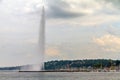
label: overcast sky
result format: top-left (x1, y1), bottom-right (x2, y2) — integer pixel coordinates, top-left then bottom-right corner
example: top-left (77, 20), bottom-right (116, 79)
top-left (0, 0), bottom-right (120, 67)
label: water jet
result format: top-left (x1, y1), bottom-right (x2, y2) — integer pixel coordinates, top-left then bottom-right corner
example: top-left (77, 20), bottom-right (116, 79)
top-left (20, 5), bottom-right (45, 71)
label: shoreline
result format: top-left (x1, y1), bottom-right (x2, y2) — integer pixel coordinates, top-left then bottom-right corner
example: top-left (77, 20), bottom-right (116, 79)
top-left (19, 70), bottom-right (89, 72)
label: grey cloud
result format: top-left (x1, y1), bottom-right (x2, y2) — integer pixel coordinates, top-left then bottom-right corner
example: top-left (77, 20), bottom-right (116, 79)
top-left (104, 0), bottom-right (120, 5)
top-left (27, 0), bottom-right (120, 19)
top-left (15, 0), bottom-right (120, 19)
top-left (46, 0), bottom-right (84, 19)
top-left (101, 0), bottom-right (120, 8)
top-left (45, 0), bottom-right (120, 19)
top-left (46, 5), bottom-right (83, 19)
top-left (94, 0), bottom-right (120, 15)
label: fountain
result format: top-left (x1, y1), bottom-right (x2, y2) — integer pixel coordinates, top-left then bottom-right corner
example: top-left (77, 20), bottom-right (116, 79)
top-left (39, 6), bottom-right (45, 71)
top-left (20, 3), bottom-right (45, 71)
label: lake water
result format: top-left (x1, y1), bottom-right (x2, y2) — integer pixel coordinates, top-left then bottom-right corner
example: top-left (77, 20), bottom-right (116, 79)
top-left (0, 72), bottom-right (120, 80)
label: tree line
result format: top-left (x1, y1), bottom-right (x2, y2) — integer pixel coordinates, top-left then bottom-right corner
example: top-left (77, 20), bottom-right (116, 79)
top-left (0, 59), bottom-right (120, 70)
top-left (44, 59), bottom-right (120, 70)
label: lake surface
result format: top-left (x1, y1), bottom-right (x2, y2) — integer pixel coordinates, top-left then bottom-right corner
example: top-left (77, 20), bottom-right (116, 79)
top-left (0, 72), bottom-right (120, 80)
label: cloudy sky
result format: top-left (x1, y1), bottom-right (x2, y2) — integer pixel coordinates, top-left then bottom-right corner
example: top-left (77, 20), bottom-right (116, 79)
top-left (0, 0), bottom-right (120, 67)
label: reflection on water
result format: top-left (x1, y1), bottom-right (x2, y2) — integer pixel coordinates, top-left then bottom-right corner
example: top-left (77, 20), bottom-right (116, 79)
top-left (0, 72), bottom-right (120, 80)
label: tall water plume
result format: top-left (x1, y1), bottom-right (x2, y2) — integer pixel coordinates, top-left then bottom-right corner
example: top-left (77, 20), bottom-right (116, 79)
top-left (39, 6), bottom-right (45, 70)
top-left (20, 6), bottom-right (45, 71)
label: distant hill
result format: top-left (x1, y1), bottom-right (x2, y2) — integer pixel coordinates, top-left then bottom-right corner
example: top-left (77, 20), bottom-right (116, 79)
top-left (0, 66), bottom-right (20, 70)
top-left (44, 59), bottom-right (120, 70)
top-left (0, 59), bottom-right (120, 70)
